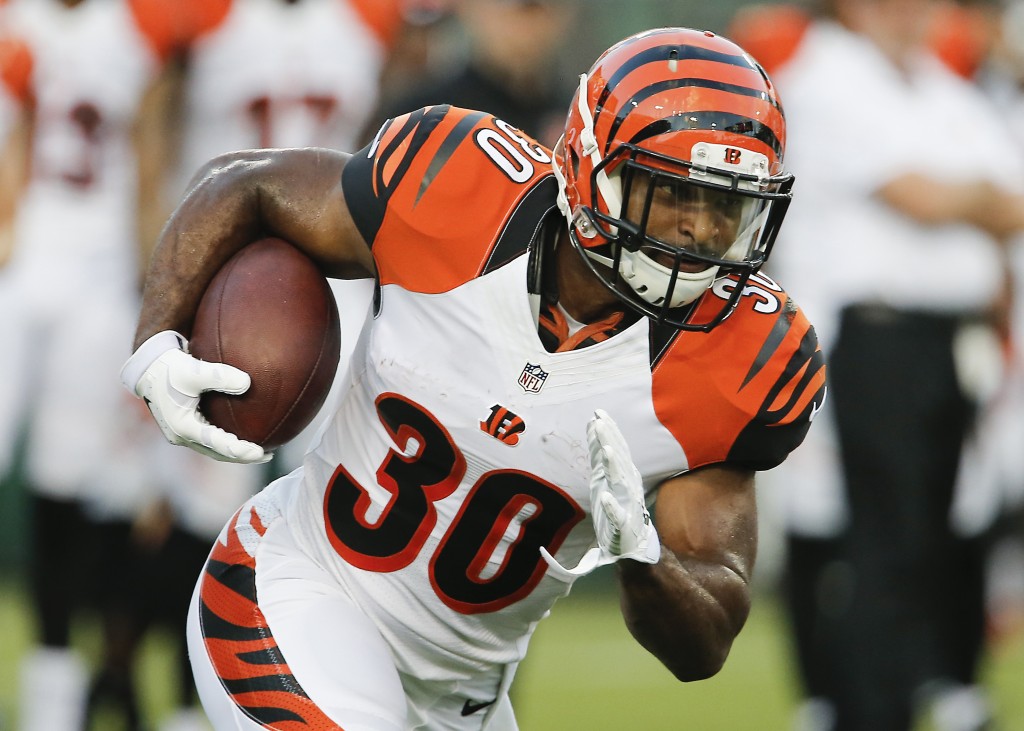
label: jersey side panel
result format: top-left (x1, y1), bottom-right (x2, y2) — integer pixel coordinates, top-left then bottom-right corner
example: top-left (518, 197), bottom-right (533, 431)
top-left (344, 106), bottom-right (552, 294)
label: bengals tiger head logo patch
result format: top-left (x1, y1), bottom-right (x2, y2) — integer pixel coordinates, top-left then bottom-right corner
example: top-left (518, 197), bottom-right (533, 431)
top-left (481, 404), bottom-right (526, 446)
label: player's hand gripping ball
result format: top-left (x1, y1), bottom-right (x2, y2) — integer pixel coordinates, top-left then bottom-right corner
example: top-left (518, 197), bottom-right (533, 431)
top-left (189, 237), bottom-right (341, 450)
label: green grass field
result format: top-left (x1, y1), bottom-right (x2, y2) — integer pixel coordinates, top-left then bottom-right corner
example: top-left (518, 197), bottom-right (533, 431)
top-left (516, 586), bottom-right (1024, 731)
top-left (515, 587), bottom-right (802, 730)
top-left (1, 576), bottom-right (1022, 730)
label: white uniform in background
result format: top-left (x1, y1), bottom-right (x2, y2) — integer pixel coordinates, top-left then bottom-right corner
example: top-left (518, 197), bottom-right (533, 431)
top-left (0, 0), bottom-right (160, 503)
top-left (763, 18), bottom-right (1015, 543)
top-left (170, 0), bottom-right (392, 195)
top-left (0, 2), bottom-right (172, 730)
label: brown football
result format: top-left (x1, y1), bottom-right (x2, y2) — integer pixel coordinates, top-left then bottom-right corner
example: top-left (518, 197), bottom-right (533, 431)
top-left (189, 237), bottom-right (341, 450)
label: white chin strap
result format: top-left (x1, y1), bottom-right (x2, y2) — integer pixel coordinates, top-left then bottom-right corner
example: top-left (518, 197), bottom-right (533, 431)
top-left (623, 252), bottom-right (719, 308)
top-left (588, 249), bottom-right (718, 308)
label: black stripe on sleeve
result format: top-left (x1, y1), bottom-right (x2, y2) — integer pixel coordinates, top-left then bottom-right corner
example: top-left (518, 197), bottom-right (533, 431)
top-left (727, 327), bottom-right (826, 470)
top-left (416, 111), bottom-right (489, 205)
top-left (483, 176), bottom-right (559, 275)
top-left (342, 106), bottom-right (452, 246)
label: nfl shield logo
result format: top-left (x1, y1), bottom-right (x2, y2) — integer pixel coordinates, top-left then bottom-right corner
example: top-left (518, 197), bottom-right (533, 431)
top-left (518, 363), bottom-right (549, 393)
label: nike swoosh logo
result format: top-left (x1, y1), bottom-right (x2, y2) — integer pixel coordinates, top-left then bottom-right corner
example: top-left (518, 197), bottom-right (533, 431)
top-left (808, 386), bottom-right (828, 423)
top-left (461, 699), bottom-right (496, 716)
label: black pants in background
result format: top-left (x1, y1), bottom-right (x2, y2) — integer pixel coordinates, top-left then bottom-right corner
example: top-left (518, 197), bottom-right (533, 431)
top-left (824, 305), bottom-right (987, 731)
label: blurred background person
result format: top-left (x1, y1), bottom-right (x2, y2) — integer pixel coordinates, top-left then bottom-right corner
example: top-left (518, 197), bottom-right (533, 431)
top-left (950, 0), bottom-right (1024, 695)
top-left (92, 437), bottom-right (271, 731)
top-left (0, 1), bottom-right (215, 729)
top-left (374, 0), bottom-right (577, 147)
top-left (757, 0), bottom-right (1024, 729)
top-left (0, 13), bottom-right (29, 267)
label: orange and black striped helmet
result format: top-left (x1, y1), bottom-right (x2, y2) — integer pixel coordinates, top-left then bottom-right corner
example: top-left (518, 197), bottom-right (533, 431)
top-left (552, 28), bottom-right (795, 331)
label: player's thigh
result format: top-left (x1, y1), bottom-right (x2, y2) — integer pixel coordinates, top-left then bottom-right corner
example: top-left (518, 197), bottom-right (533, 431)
top-left (188, 489), bottom-right (408, 731)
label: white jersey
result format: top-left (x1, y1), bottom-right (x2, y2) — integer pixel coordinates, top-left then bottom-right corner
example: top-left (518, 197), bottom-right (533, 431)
top-left (191, 110), bottom-right (824, 730)
top-left (171, 0), bottom-right (392, 198)
top-left (3, 0), bottom-right (161, 292)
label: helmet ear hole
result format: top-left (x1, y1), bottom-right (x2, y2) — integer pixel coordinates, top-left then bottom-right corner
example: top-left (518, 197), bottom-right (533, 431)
top-left (569, 148), bottom-right (580, 178)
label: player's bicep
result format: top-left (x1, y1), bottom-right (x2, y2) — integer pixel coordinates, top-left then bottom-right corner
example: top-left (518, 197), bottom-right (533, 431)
top-left (654, 466), bottom-right (757, 580)
top-left (252, 148), bottom-right (376, 280)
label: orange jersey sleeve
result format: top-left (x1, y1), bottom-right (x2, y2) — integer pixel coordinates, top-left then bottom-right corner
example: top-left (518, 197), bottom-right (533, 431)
top-left (343, 105), bottom-right (555, 294)
top-left (346, 0), bottom-right (403, 48)
top-left (0, 33), bottom-right (31, 103)
top-left (652, 274), bottom-right (827, 471)
top-left (128, 0), bottom-right (232, 61)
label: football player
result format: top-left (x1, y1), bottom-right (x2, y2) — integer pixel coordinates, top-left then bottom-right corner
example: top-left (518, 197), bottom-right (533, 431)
top-left (122, 27), bottom-right (826, 730)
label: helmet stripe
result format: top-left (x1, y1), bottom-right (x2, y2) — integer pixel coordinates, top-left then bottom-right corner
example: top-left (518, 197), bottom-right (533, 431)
top-left (607, 77), bottom-right (781, 149)
top-left (596, 43), bottom-right (768, 113)
top-left (629, 111), bottom-right (783, 158)
top-left (632, 76), bottom-right (781, 111)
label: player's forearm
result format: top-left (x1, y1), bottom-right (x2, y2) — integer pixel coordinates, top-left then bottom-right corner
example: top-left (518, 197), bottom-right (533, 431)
top-left (878, 173), bottom-right (1024, 241)
top-left (616, 548), bottom-right (752, 682)
top-left (134, 148), bottom-right (369, 349)
top-left (133, 153), bottom-right (270, 348)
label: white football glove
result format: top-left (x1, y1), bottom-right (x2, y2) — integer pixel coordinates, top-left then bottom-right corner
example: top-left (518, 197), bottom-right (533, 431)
top-left (541, 409), bottom-right (661, 578)
top-left (120, 330), bottom-right (269, 464)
